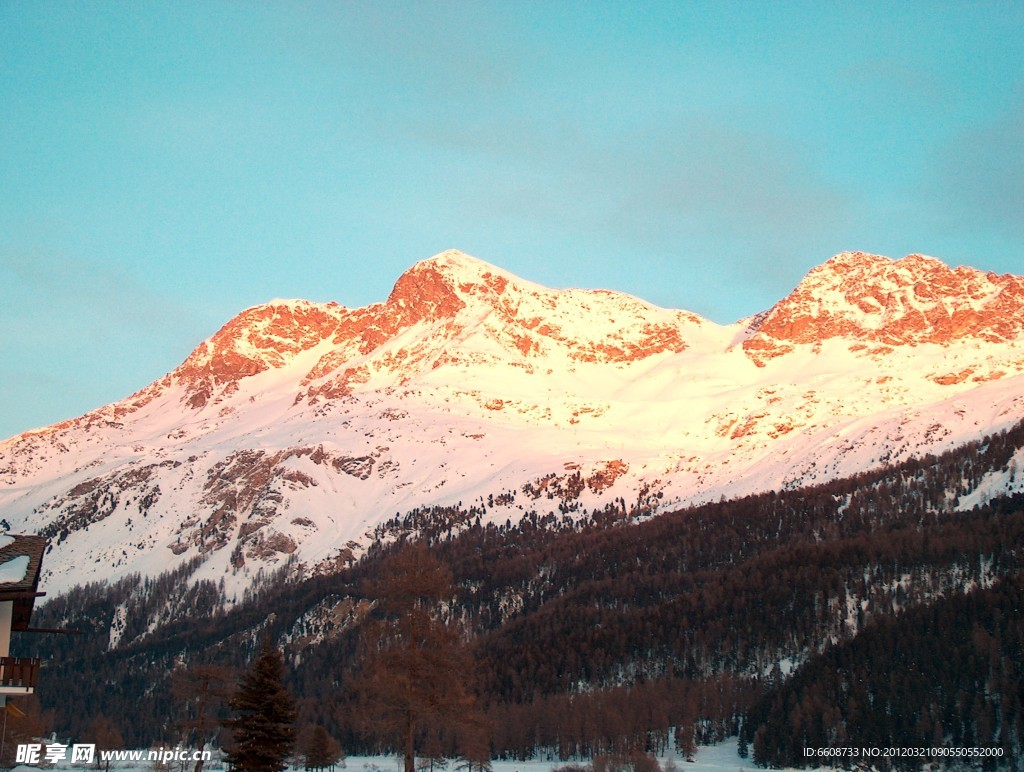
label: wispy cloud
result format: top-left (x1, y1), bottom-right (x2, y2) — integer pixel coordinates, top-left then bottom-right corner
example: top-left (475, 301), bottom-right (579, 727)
top-left (930, 97), bottom-right (1024, 242)
top-left (1, 248), bottom-right (198, 343)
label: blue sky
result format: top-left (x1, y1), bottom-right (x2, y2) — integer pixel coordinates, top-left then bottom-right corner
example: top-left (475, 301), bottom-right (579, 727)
top-left (2, 1), bottom-right (1022, 439)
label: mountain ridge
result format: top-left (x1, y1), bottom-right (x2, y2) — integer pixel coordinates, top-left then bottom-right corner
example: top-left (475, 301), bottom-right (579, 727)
top-left (5, 248), bottom-right (1019, 442)
top-left (3, 249), bottom-right (1024, 594)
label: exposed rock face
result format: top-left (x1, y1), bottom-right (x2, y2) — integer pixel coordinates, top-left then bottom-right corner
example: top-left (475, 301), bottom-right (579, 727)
top-left (385, 258), bottom-right (469, 324)
top-left (175, 301), bottom-right (351, 408)
top-left (743, 252), bottom-right (1024, 364)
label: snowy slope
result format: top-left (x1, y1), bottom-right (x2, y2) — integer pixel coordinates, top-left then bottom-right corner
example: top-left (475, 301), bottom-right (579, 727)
top-left (2, 250), bottom-right (1024, 594)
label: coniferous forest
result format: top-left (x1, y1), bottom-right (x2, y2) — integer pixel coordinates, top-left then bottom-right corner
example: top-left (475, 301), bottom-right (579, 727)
top-left (15, 418), bottom-right (1024, 767)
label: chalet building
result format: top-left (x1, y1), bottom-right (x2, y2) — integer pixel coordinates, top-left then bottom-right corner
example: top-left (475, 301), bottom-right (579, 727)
top-left (0, 535), bottom-right (47, 707)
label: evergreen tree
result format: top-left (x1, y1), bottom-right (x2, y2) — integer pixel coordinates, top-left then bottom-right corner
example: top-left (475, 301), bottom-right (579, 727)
top-left (172, 663), bottom-right (232, 772)
top-left (356, 542), bottom-right (482, 772)
top-left (223, 638), bottom-right (297, 772)
top-left (89, 714), bottom-right (125, 772)
top-left (417, 731), bottom-right (449, 772)
top-left (302, 725), bottom-right (342, 771)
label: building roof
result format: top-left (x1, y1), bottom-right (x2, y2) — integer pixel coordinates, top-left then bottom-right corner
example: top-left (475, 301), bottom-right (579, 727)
top-left (0, 535), bottom-right (47, 630)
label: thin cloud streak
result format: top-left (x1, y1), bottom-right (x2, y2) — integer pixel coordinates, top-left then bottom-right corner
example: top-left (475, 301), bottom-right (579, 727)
top-left (1, 249), bottom-right (203, 342)
top-left (931, 98), bottom-right (1024, 243)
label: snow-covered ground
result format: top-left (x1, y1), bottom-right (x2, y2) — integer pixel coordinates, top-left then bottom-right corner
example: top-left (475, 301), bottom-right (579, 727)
top-left (13, 739), bottom-right (786, 772)
top-left (343, 741), bottom-right (767, 772)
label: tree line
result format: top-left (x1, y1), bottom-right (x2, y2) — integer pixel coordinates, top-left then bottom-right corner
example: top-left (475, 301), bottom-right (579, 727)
top-left (15, 418), bottom-right (1024, 765)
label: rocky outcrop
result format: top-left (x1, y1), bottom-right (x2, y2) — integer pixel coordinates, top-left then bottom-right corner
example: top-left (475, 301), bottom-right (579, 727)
top-left (743, 252), bottom-right (1024, 364)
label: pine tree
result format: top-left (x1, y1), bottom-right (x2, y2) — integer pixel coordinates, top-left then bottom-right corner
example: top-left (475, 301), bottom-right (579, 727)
top-left (356, 542), bottom-right (482, 772)
top-left (454, 715), bottom-right (493, 772)
top-left (90, 715), bottom-right (125, 772)
top-left (223, 638), bottom-right (297, 772)
top-left (172, 663), bottom-right (231, 772)
top-left (417, 731), bottom-right (449, 772)
top-left (302, 725), bottom-right (342, 771)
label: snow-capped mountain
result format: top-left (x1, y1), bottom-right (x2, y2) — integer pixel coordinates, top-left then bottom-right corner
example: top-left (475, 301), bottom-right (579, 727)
top-left (3, 249), bottom-right (1024, 593)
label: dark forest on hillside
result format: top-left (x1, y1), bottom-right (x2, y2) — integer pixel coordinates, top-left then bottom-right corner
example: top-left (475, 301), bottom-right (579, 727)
top-left (16, 418), bottom-right (1024, 766)
top-left (742, 572), bottom-right (1024, 769)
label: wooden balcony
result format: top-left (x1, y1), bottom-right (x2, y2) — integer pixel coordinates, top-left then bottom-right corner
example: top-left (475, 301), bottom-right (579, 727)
top-left (0, 657), bottom-right (40, 692)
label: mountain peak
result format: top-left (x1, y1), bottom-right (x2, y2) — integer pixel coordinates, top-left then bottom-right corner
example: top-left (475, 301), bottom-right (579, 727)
top-left (417, 249), bottom-right (504, 276)
top-left (386, 250), bottom-right (527, 320)
top-left (818, 250), bottom-right (888, 270)
top-left (743, 251), bottom-right (1024, 364)
top-left (806, 251), bottom-right (947, 287)
top-left (165, 252), bottom-right (507, 411)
